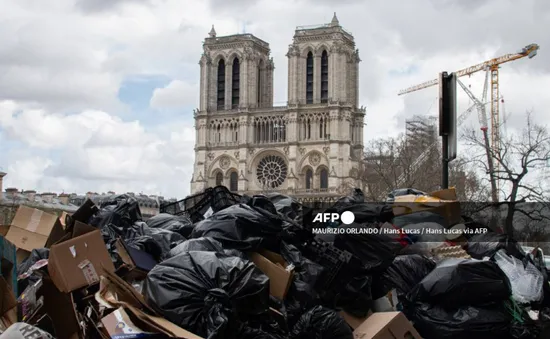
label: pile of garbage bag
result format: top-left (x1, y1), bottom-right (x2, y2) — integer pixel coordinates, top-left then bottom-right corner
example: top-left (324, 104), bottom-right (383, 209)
top-left (2, 185), bottom-right (550, 339)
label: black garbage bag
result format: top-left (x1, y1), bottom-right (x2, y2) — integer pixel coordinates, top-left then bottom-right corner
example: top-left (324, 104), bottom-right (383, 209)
top-left (125, 222), bottom-right (185, 261)
top-left (408, 259), bottom-right (511, 307)
top-left (266, 193), bottom-right (304, 224)
top-left (290, 306), bottom-right (353, 339)
top-left (168, 237), bottom-right (246, 259)
top-left (325, 274), bottom-right (373, 318)
top-left (144, 251), bottom-right (270, 339)
top-left (146, 213), bottom-right (195, 238)
top-left (409, 302), bottom-right (512, 339)
top-left (191, 203), bottom-right (283, 252)
top-left (88, 194), bottom-right (142, 231)
top-left (280, 242), bottom-right (325, 327)
top-left (332, 188), bottom-right (365, 207)
top-left (381, 254), bottom-right (436, 298)
top-left (465, 232), bottom-right (525, 260)
top-left (393, 211), bottom-right (448, 228)
top-left (334, 225), bottom-right (402, 274)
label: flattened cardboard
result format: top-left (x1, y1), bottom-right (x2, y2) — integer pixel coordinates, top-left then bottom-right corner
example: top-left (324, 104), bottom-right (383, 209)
top-left (39, 277), bottom-right (81, 339)
top-left (353, 312), bottom-right (421, 339)
top-left (99, 271), bottom-right (204, 339)
top-left (48, 228), bottom-right (115, 293)
top-left (249, 250), bottom-right (295, 300)
top-left (5, 206), bottom-right (65, 253)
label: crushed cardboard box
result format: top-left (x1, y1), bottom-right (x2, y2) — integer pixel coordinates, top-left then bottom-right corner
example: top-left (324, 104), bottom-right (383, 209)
top-left (353, 311), bottom-right (422, 339)
top-left (249, 249), bottom-right (295, 300)
top-left (48, 222), bottom-right (115, 293)
top-left (5, 206), bottom-right (65, 264)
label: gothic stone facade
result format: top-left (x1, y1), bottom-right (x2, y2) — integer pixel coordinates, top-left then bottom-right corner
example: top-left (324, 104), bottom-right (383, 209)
top-left (191, 15), bottom-right (366, 198)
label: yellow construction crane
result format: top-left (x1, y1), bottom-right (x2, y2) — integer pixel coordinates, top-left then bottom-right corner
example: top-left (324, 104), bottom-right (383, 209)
top-left (398, 43), bottom-right (539, 199)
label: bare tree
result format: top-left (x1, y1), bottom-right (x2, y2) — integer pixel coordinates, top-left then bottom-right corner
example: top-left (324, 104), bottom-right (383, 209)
top-left (462, 111), bottom-right (550, 236)
top-left (361, 133), bottom-right (485, 202)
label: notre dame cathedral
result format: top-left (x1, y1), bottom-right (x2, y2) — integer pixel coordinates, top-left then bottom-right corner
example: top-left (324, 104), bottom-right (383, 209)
top-left (190, 14), bottom-right (366, 200)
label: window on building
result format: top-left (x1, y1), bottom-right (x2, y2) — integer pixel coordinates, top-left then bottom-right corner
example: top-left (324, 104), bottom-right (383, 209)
top-left (215, 172), bottom-right (223, 186)
top-left (305, 169), bottom-right (313, 189)
top-left (320, 168), bottom-right (328, 189)
top-left (257, 60), bottom-right (263, 107)
top-left (217, 59), bottom-right (225, 110)
top-left (306, 52), bottom-right (313, 104)
top-left (230, 171), bottom-right (238, 191)
top-left (232, 58), bottom-right (240, 109)
top-left (321, 50), bottom-right (328, 103)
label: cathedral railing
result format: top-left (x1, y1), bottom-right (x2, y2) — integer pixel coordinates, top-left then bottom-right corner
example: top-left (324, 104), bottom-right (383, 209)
top-left (206, 141), bottom-right (239, 147)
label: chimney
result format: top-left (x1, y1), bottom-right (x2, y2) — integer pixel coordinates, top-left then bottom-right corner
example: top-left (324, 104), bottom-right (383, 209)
top-left (5, 187), bottom-right (17, 200)
top-left (58, 193), bottom-right (69, 205)
top-left (0, 172), bottom-right (5, 201)
top-left (23, 190), bottom-right (37, 202)
top-left (41, 192), bottom-right (54, 204)
top-left (86, 191), bottom-right (93, 199)
top-left (107, 191), bottom-right (115, 195)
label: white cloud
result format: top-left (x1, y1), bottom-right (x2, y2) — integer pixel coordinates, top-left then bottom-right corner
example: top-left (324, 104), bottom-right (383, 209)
top-left (0, 0), bottom-right (548, 198)
top-left (0, 100), bottom-right (195, 197)
top-left (150, 80), bottom-right (199, 110)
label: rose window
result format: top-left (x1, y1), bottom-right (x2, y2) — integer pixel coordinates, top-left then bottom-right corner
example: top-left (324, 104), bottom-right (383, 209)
top-left (256, 155), bottom-right (288, 188)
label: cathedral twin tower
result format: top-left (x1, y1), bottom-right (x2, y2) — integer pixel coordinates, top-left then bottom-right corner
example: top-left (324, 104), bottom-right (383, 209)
top-left (191, 14), bottom-right (366, 198)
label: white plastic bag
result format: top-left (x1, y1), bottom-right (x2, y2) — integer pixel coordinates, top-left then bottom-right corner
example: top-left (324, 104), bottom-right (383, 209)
top-left (494, 249), bottom-right (544, 304)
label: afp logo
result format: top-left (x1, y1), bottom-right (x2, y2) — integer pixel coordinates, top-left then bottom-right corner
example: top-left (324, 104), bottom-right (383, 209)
top-left (312, 211), bottom-right (355, 225)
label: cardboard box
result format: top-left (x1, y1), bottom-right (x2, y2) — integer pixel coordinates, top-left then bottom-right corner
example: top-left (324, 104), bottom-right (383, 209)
top-left (341, 311), bottom-right (372, 330)
top-left (115, 239), bottom-right (158, 280)
top-left (48, 222), bottom-right (115, 293)
top-left (393, 188), bottom-right (461, 225)
top-left (353, 312), bottom-right (421, 339)
top-left (101, 307), bottom-right (155, 338)
top-left (5, 206), bottom-right (65, 263)
top-left (249, 250), bottom-right (295, 300)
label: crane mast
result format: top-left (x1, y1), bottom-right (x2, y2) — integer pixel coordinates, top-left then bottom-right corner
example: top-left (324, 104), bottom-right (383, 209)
top-left (396, 43), bottom-right (539, 201)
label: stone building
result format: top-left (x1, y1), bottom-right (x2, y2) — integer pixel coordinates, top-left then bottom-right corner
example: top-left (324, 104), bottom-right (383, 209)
top-left (191, 14), bottom-right (366, 199)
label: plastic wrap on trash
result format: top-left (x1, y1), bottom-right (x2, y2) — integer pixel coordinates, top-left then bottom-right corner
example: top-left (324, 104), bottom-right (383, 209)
top-left (290, 306), bottom-right (353, 339)
top-left (465, 232), bottom-right (525, 260)
top-left (494, 249), bottom-right (544, 304)
top-left (0, 323), bottom-right (55, 339)
top-left (17, 248), bottom-right (50, 295)
top-left (408, 258), bottom-right (511, 307)
top-left (392, 211), bottom-right (448, 228)
top-left (191, 203), bottom-right (283, 252)
top-left (334, 225), bottom-right (401, 274)
top-left (381, 254), bottom-right (436, 298)
top-left (168, 237), bottom-right (246, 259)
top-left (409, 302), bottom-right (512, 339)
top-left (145, 213), bottom-right (195, 238)
top-left (125, 221), bottom-right (185, 261)
top-left (144, 251), bottom-right (270, 339)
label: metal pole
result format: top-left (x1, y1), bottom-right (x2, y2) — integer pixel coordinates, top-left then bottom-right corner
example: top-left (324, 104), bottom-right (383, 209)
top-left (442, 134), bottom-right (449, 189)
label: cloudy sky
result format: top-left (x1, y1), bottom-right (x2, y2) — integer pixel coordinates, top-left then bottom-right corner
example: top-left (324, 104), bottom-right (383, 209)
top-left (0, 0), bottom-right (548, 199)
